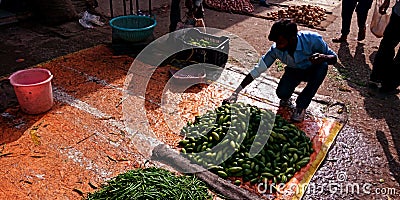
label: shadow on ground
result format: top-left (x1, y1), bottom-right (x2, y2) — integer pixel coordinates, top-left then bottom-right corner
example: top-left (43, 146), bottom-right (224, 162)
top-left (335, 42), bottom-right (400, 185)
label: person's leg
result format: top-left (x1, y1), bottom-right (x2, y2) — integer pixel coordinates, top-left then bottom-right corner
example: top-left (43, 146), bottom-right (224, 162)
top-left (295, 63), bottom-right (328, 109)
top-left (389, 47), bottom-right (400, 89)
top-left (355, 0), bottom-right (373, 40)
top-left (333, 0), bottom-right (357, 42)
top-left (276, 68), bottom-right (303, 102)
top-left (341, 0), bottom-right (358, 36)
top-left (384, 14), bottom-right (400, 90)
top-left (371, 13), bottom-right (400, 88)
top-left (394, 47), bottom-right (400, 66)
top-left (169, 0), bottom-right (181, 32)
top-left (392, 47), bottom-right (400, 86)
top-left (193, 0), bottom-right (204, 19)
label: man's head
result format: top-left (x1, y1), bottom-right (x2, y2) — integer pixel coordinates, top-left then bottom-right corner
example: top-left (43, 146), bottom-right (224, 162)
top-left (268, 19), bottom-right (298, 51)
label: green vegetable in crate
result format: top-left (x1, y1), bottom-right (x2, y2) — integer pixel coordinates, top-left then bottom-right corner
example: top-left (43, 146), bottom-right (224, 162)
top-left (187, 38), bottom-right (219, 47)
top-left (178, 102), bottom-right (313, 188)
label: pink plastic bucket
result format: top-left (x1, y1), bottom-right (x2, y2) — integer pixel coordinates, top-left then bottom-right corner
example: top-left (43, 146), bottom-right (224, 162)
top-left (9, 68), bottom-right (54, 114)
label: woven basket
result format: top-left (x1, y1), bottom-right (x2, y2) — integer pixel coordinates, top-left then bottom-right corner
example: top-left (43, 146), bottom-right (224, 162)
top-left (109, 15), bottom-right (157, 42)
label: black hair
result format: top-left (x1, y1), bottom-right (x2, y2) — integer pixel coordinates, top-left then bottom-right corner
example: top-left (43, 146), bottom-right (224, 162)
top-left (268, 19), bottom-right (298, 41)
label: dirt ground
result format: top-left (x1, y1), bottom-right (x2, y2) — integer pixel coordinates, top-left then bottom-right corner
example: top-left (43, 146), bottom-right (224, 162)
top-left (0, 0), bottom-right (399, 199)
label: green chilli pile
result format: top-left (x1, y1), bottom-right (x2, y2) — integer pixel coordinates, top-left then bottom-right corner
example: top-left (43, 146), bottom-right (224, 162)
top-left (86, 168), bottom-right (212, 200)
top-left (179, 102), bottom-right (313, 186)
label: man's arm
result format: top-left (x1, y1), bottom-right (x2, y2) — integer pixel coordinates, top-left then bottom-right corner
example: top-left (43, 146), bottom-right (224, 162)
top-left (309, 53), bottom-right (337, 65)
top-left (323, 54), bottom-right (337, 65)
top-left (310, 34), bottom-right (338, 65)
top-left (234, 74), bottom-right (255, 94)
top-left (223, 52), bottom-right (275, 103)
top-left (223, 74), bottom-right (255, 104)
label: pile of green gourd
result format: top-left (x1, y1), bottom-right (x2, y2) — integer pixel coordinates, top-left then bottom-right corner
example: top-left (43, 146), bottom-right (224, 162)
top-left (179, 102), bottom-right (313, 187)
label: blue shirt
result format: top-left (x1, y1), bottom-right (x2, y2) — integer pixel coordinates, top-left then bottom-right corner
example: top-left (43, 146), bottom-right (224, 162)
top-left (250, 31), bottom-right (337, 78)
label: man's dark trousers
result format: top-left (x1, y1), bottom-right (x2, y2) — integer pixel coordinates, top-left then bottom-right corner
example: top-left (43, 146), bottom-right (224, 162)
top-left (371, 13), bottom-right (400, 90)
top-left (276, 63), bottom-right (328, 109)
top-left (341, 0), bottom-right (373, 36)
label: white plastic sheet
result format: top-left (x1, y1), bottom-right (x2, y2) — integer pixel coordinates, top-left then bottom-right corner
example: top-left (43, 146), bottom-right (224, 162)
top-left (370, 0), bottom-right (391, 38)
top-left (78, 11), bottom-right (104, 29)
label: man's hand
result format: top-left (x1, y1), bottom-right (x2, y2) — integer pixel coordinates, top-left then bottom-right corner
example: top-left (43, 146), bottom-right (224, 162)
top-left (309, 53), bottom-right (327, 65)
top-left (379, 0), bottom-right (390, 14)
top-left (222, 92), bottom-right (238, 105)
top-left (223, 74), bottom-right (254, 105)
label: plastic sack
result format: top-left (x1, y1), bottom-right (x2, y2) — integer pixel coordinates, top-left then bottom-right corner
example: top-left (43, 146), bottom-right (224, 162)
top-left (370, 0), bottom-right (390, 38)
top-left (78, 11), bottom-right (104, 29)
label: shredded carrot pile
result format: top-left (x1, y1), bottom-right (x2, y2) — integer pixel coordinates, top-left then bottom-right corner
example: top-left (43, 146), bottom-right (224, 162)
top-left (144, 66), bottom-right (226, 147)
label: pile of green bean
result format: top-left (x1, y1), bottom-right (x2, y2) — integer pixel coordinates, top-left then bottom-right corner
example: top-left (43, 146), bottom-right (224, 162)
top-left (86, 168), bottom-right (212, 200)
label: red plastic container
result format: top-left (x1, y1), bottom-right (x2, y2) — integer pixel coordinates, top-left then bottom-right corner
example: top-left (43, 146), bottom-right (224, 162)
top-left (9, 68), bottom-right (54, 114)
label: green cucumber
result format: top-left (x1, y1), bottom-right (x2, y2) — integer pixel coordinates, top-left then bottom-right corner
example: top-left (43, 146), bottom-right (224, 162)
top-left (217, 171), bottom-right (228, 178)
top-left (242, 163), bottom-right (251, 169)
top-left (244, 169), bottom-right (252, 175)
top-left (250, 177), bottom-right (259, 184)
top-left (211, 132), bottom-right (220, 141)
top-left (234, 180), bottom-right (241, 186)
top-left (228, 167), bottom-right (243, 173)
top-left (179, 139), bottom-right (189, 146)
top-left (261, 172), bottom-right (275, 178)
